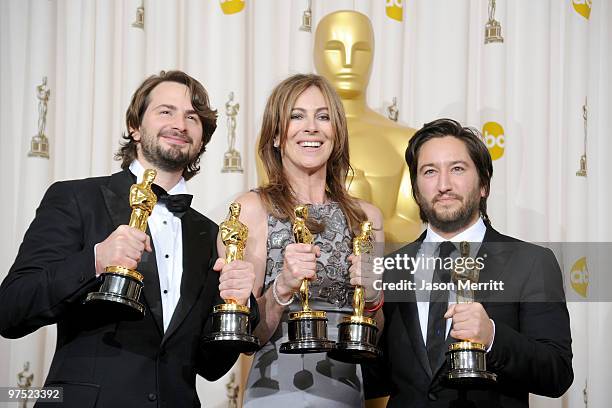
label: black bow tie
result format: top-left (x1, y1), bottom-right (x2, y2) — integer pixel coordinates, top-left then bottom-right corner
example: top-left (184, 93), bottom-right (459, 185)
top-left (151, 184), bottom-right (192, 216)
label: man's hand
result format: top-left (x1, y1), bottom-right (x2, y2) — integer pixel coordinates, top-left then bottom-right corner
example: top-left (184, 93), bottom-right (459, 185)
top-left (95, 225), bottom-right (152, 275)
top-left (445, 303), bottom-right (494, 347)
top-left (214, 258), bottom-right (256, 306)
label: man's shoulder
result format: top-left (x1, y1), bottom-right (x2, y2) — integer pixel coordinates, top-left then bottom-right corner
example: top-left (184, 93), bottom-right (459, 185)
top-left (484, 227), bottom-right (556, 260)
top-left (44, 174), bottom-right (113, 198)
top-left (186, 208), bottom-right (219, 231)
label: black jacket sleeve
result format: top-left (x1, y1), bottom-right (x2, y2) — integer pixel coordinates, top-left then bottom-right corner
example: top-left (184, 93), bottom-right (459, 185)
top-left (0, 181), bottom-right (100, 339)
top-left (486, 248), bottom-right (574, 397)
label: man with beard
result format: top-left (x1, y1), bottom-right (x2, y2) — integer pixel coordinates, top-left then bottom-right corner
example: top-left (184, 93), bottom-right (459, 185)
top-left (0, 70), bottom-right (258, 407)
top-left (364, 119), bottom-right (573, 407)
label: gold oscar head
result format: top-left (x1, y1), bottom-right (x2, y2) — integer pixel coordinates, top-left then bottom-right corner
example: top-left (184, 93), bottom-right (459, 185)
top-left (313, 11), bottom-right (422, 244)
top-left (143, 168), bottom-right (157, 184)
top-left (314, 10), bottom-right (374, 99)
top-left (294, 204), bottom-right (309, 221)
top-left (229, 201), bottom-right (241, 219)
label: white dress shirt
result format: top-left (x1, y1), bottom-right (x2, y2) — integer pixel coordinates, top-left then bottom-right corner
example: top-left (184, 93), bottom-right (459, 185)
top-left (415, 218), bottom-right (489, 347)
top-left (129, 160), bottom-right (185, 332)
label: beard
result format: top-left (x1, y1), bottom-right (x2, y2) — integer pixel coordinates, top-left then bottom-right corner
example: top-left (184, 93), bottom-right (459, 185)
top-left (418, 185), bottom-right (482, 234)
top-left (139, 128), bottom-right (195, 172)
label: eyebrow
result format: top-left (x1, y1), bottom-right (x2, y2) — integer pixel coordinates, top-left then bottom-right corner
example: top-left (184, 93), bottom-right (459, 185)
top-left (418, 160), bottom-right (470, 172)
top-left (154, 104), bottom-right (177, 111)
top-left (291, 107), bottom-right (329, 112)
top-left (154, 104), bottom-right (199, 117)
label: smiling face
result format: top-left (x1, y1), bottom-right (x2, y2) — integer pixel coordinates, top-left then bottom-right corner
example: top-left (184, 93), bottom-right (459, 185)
top-left (415, 136), bottom-right (485, 235)
top-left (280, 85), bottom-right (335, 177)
top-left (131, 81), bottom-right (204, 173)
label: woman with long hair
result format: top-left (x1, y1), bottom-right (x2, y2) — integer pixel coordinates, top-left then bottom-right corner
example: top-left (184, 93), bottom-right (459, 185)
top-left (221, 74), bottom-right (384, 407)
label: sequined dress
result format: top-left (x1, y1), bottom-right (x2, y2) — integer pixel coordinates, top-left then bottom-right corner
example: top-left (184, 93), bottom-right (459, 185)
top-left (243, 202), bottom-right (363, 407)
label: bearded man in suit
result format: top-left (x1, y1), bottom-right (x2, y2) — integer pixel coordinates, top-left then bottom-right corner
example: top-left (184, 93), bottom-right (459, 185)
top-left (365, 118), bottom-right (573, 407)
top-left (0, 70), bottom-right (258, 407)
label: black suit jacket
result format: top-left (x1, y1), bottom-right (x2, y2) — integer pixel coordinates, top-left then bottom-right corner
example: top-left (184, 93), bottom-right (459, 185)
top-left (364, 226), bottom-right (573, 407)
top-left (0, 170), bottom-right (258, 407)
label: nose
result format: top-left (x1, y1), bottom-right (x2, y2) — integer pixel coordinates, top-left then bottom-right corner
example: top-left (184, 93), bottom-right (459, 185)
top-left (172, 114), bottom-right (187, 132)
top-left (343, 46), bottom-right (353, 68)
top-left (437, 169), bottom-right (452, 193)
top-left (304, 115), bottom-right (319, 134)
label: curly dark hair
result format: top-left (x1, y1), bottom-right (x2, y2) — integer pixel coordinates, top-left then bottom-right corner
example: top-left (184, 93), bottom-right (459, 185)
top-left (115, 70), bottom-right (217, 180)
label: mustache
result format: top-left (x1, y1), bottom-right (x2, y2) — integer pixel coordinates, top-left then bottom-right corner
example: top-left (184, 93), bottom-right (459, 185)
top-left (433, 193), bottom-right (462, 203)
top-left (158, 130), bottom-right (192, 144)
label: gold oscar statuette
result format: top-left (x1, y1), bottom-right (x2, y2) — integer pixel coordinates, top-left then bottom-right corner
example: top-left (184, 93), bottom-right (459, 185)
top-left (221, 92), bottom-right (244, 173)
top-left (84, 169), bottom-right (157, 318)
top-left (131, 0), bottom-right (144, 29)
top-left (226, 372), bottom-right (239, 408)
top-left (279, 205), bottom-right (335, 353)
top-left (387, 97), bottom-right (399, 122)
top-left (485, 0), bottom-right (504, 44)
top-left (203, 202), bottom-right (259, 352)
top-left (577, 97), bottom-right (588, 177)
top-left (446, 241), bottom-right (497, 385)
top-left (17, 361), bottom-right (34, 408)
top-left (328, 221), bottom-right (382, 363)
top-left (299, 0), bottom-right (312, 32)
top-left (29, 76), bottom-right (51, 158)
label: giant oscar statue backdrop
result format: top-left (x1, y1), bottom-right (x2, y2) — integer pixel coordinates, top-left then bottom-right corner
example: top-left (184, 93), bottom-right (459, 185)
top-left (257, 10), bottom-right (420, 244)
top-left (314, 10), bottom-right (421, 243)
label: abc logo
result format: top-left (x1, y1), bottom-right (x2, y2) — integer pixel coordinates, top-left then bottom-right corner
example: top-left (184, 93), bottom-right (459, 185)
top-left (386, 0), bottom-right (403, 22)
top-left (570, 256), bottom-right (589, 298)
top-left (572, 0), bottom-right (592, 20)
top-left (481, 122), bottom-right (505, 161)
top-left (220, 0), bottom-right (245, 15)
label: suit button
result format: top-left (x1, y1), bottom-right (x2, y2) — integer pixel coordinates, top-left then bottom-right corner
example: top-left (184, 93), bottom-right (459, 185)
top-left (148, 393), bottom-right (157, 401)
top-left (428, 392), bottom-right (438, 401)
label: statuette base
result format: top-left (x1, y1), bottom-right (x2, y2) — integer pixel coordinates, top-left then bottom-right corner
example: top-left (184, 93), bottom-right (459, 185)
top-left (446, 341), bottom-right (497, 387)
top-left (84, 271), bottom-right (145, 319)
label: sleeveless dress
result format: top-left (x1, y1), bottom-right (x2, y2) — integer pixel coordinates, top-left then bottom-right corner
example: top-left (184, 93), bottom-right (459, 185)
top-left (243, 202), bottom-right (364, 408)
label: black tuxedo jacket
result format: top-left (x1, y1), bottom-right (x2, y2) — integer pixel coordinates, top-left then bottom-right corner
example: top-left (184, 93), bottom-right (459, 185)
top-left (0, 170), bottom-right (258, 407)
top-left (364, 226), bottom-right (573, 407)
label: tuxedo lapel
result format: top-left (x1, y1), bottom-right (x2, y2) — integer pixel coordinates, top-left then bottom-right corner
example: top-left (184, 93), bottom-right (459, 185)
top-left (138, 239), bottom-right (164, 337)
top-left (162, 209), bottom-right (210, 345)
top-left (100, 170), bottom-right (164, 336)
top-left (475, 227), bottom-right (513, 303)
top-left (399, 295), bottom-right (433, 379)
top-left (101, 170), bottom-right (133, 229)
top-left (391, 233), bottom-right (433, 379)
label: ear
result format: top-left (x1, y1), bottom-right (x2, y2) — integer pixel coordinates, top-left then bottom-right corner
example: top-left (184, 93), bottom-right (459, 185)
top-left (480, 185), bottom-right (487, 198)
top-left (130, 127), bottom-right (141, 141)
top-left (273, 136), bottom-right (280, 148)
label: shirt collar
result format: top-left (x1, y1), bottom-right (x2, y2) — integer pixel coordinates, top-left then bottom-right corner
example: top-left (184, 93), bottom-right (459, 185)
top-left (424, 217), bottom-right (487, 244)
top-left (128, 160), bottom-right (188, 195)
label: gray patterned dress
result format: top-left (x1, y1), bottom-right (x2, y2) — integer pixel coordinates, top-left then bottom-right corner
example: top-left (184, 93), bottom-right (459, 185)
top-left (243, 202), bottom-right (364, 408)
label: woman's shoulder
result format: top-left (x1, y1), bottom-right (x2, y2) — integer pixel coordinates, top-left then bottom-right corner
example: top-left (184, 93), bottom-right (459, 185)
top-left (234, 191), bottom-right (268, 224)
top-left (355, 199), bottom-right (382, 224)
